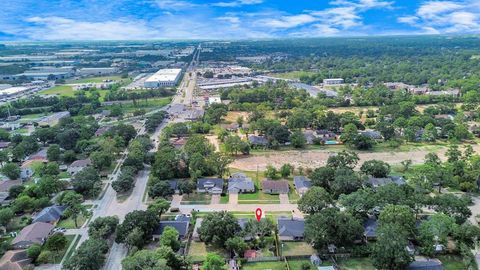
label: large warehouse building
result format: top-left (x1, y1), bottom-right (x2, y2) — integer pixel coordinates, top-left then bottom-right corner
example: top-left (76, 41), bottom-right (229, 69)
top-left (144, 68), bottom-right (182, 88)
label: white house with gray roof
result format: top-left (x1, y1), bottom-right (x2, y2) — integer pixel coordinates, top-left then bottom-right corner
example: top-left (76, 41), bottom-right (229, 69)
top-left (228, 173), bottom-right (254, 194)
top-left (277, 218), bottom-right (305, 241)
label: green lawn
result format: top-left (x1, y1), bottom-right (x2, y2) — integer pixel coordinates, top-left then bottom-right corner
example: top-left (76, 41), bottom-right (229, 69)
top-left (62, 234), bottom-right (81, 263)
top-left (47, 234), bottom-right (76, 264)
top-left (438, 255), bottom-right (467, 270)
top-left (336, 257), bottom-right (375, 270)
top-left (281, 242), bottom-right (315, 256)
top-left (220, 194), bottom-right (229, 204)
top-left (57, 214), bottom-right (88, 229)
top-left (271, 71), bottom-right (318, 80)
top-left (39, 85), bottom-right (75, 97)
top-left (288, 259), bottom-right (317, 270)
top-left (67, 76), bottom-right (126, 84)
top-left (243, 261), bottom-right (287, 270)
top-left (187, 241), bottom-right (229, 262)
top-left (181, 192), bottom-right (211, 205)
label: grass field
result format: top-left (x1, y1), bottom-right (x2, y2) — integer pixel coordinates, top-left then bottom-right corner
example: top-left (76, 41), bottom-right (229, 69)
top-left (243, 261), bottom-right (287, 270)
top-left (39, 85), bottom-right (75, 96)
top-left (281, 242), bottom-right (315, 256)
top-left (67, 75), bottom-right (126, 84)
top-left (270, 71), bottom-right (317, 80)
top-left (181, 192), bottom-right (211, 205)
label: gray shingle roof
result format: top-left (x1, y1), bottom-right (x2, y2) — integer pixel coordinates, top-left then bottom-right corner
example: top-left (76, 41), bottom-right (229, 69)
top-left (248, 135), bottom-right (268, 146)
top-left (277, 218), bottom-right (304, 238)
top-left (262, 180), bottom-right (289, 193)
top-left (197, 178), bottom-right (224, 190)
top-left (228, 176), bottom-right (254, 192)
top-left (366, 176), bottom-right (406, 188)
top-left (32, 205), bottom-right (65, 223)
top-left (154, 220), bottom-right (189, 238)
top-left (407, 260), bottom-right (444, 270)
top-left (293, 176), bottom-right (312, 190)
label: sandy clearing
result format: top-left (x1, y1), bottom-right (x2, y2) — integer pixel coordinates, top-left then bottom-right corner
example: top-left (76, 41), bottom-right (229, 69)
top-left (230, 144), bottom-right (480, 171)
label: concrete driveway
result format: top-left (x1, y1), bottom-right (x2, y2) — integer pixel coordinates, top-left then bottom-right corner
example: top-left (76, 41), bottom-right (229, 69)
top-left (211, 195), bottom-right (220, 204)
top-left (229, 193), bottom-right (238, 205)
top-left (279, 194), bottom-right (289, 204)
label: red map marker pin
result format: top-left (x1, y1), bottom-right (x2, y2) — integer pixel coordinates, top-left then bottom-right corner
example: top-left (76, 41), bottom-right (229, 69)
top-left (255, 208), bottom-right (262, 221)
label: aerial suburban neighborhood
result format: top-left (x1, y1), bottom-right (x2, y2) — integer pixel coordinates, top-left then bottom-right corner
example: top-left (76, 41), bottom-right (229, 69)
top-left (1, 1), bottom-right (480, 270)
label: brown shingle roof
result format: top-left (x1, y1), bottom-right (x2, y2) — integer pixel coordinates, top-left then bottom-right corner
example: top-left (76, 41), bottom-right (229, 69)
top-left (0, 180), bottom-right (22, 193)
top-left (261, 180), bottom-right (289, 193)
top-left (69, 159), bottom-right (92, 168)
top-left (0, 249), bottom-right (31, 270)
top-left (12, 222), bottom-right (54, 246)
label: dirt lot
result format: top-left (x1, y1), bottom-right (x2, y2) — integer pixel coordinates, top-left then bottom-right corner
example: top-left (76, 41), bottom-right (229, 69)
top-left (230, 144), bottom-right (480, 171)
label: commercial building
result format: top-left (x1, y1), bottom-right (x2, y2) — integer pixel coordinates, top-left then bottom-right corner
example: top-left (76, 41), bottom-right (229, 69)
top-left (323, 78), bottom-right (344, 85)
top-left (0, 86), bottom-right (35, 100)
top-left (144, 68), bottom-right (182, 88)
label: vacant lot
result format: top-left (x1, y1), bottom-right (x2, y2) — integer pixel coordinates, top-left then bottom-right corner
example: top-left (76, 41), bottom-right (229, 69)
top-left (67, 75), bottom-right (126, 84)
top-left (39, 85), bottom-right (75, 96)
top-left (231, 144), bottom-right (480, 171)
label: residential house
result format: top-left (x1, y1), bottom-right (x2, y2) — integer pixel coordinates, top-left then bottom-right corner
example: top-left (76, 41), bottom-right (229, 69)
top-left (27, 148), bottom-right (48, 162)
top-left (293, 176), bottom-right (311, 196)
top-left (94, 126), bottom-right (111, 137)
top-left (67, 159), bottom-right (92, 175)
top-left (192, 218), bottom-right (203, 241)
top-left (20, 160), bottom-right (36, 180)
top-left (277, 218), bottom-right (305, 241)
top-left (0, 249), bottom-right (31, 270)
top-left (168, 179), bottom-right (179, 194)
top-left (303, 130), bottom-right (317, 144)
top-left (170, 137), bottom-right (188, 149)
top-left (248, 135), bottom-right (268, 147)
top-left (228, 173), bottom-right (255, 194)
top-left (11, 222), bottom-right (54, 249)
top-left (359, 130), bottom-right (383, 140)
top-left (0, 141), bottom-right (11, 149)
top-left (262, 180), bottom-right (289, 194)
top-left (0, 179), bottom-right (22, 193)
top-left (366, 176), bottom-right (406, 189)
top-left (197, 178), bottom-right (224, 194)
top-left (363, 217), bottom-right (378, 242)
top-left (32, 205), bottom-right (66, 224)
top-left (152, 219), bottom-right (190, 240)
top-left (316, 130), bottom-right (338, 141)
top-left (407, 259), bottom-right (444, 270)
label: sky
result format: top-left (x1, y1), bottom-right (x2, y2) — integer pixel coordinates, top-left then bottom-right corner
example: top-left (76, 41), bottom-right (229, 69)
top-left (0, 0), bottom-right (479, 40)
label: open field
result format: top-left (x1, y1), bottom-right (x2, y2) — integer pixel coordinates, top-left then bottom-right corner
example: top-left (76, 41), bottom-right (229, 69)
top-left (66, 75), bottom-right (127, 84)
top-left (231, 143), bottom-right (480, 171)
top-left (39, 85), bottom-right (76, 96)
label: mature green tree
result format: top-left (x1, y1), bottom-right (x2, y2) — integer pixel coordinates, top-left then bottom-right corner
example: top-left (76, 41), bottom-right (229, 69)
top-left (454, 222), bottom-right (480, 248)
top-left (149, 181), bottom-right (174, 199)
top-left (116, 210), bottom-right (159, 244)
top-left (0, 150), bottom-right (8, 165)
top-left (341, 123), bottom-right (358, 144)
top-left (90, 151), bottom-right (113, 171)
top-left (63, 238), bottom-right (109, 270)
top-left (147, 198), bottom-right (171, 219)
top-left (331, 168), bottom-right (363, 197)
top-left (160, 226), bottom-right (180, 251)
top-left (188, 152), bottom-right (208, 179)
top-left (62, 150), bottom-right (77, 163)
top-left (207, 152), bottom-right (233, 178)
top-left (72, 167), bottom-right (102, 198)
top-left (45, 233), bottom-right (67, 252)
top-left (33, 128), bottom-right (56, 145)
top-left (424, 152), bottom-right (441, 165)
top-left (178, 180), bottom-right (195, 196)
top-left (122, 250), bottom-right (170, 270)
top-left (199, 211), bottom-right (241, 247)
top-left (446, 144), bottom-right (462, 163)
top-left (59, 191), bottom-right (87, 228)
top-left (372, 224), bottom-right (412, 270)
top-left (310, 167), bottom-right (335, 190)
top-left (305, 208), bottom-right (363, 251)
top-left (298, 187), bottom-right (331, 214)
top-left (27, 244), bottom-right (42, 261)
top-left (224, 135), bottom-right (243, 155)
top-left (360, 160), bottom-right (391, 178)
top-left (327, 150), bottom-right (359, 169)
top-left (264, 165), bottom-right (277, 179)
top-left (184, 135), bottom-right (214, 158)
top-left (1, 163), bottom-right (20, 180)
top-left (152, 142), bottom-right (179, 180)
top-left (352, 134), bottom-right (374, 150)
top-left (290, 130), bottom-right (306, 148)
top-left (88, 216), bottom-right (119, 240)
top-left (125, 227), bottom-right (144, 250)
top-left (37, 176), bottom-right (62, 197)
top-left (378, 205), bottom-right (416, 236)
top-left (422, 123), bottom-right (437, 142)
top-left (47, 144), bottom-right (61, 161)
top-left (203, 253), bottom-right (225, 270)
top-left (225, 237), bottom-right (249, 257)
top-left (418, 213), bottom-right (457, 256)
top-left (430, 194), bottom-right (471, 224)
top-left (242, 218), bottom-right (274, 239)
top-left (0, 207), bottom-right (14, 227)
top-left (39, 162), bottom-right (60, 177)
top-left (339, 188), bottom-right (376, 216)
top-left (280, 164), bottom-right (293, 178)
top-left (12, 195), bottom-right (34, 213)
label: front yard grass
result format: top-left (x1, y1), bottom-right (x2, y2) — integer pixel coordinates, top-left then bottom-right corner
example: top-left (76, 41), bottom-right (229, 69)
top-left (187, 241), bottom-right (229, 262)
top-left (181, 192), bottom-right (211, 205)
top-left (288, 259), bottom-right (319, 270)
top-left (220, 194), bottom-right (229, 204)
top-left (57, 213), bottom-right (88, 229)
top-left (281, 242), bottom-right (315, 256)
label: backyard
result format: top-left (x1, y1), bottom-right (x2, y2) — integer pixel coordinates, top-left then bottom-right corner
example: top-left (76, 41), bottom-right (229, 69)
top-left (281, 241), bottom-right (315, 256)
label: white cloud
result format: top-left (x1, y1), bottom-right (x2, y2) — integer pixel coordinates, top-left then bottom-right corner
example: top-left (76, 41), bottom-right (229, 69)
top-left (24, 17), bottom-right (162, 40)
top-left (330, 0), bottom-right (393, 10)
top-left (212, 0), bottom-right (263, 7)
top-left (398, 0), bottom-right (480, 34)
top-left (155, 0), bottom-right (199, 10)
top-left (258, 14), bottom-right (317, 29)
